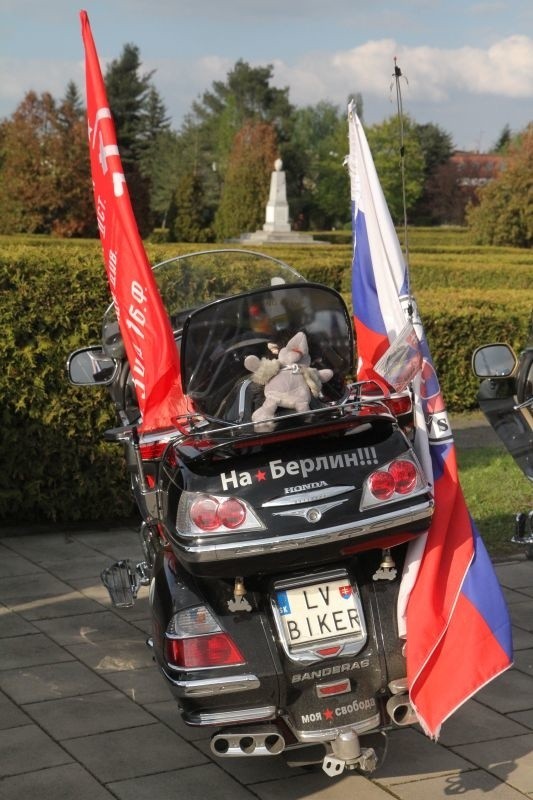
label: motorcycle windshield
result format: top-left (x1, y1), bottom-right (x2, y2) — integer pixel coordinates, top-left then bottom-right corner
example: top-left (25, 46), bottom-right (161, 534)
top-left (102, 249), bottom-right (306, 333)
top-left (180, 282), bottom-right (354, 420)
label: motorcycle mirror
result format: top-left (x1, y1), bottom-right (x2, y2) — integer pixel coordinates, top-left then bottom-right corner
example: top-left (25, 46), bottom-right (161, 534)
top-left (67, 346), bottom-right (119, 386)
top-left (472, 344), bottom-right (517, 379)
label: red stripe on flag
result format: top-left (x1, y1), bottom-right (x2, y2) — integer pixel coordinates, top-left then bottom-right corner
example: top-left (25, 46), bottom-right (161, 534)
top-left (409, 591), bottom-right (512, 735)
top-left (80, 11), bottom-right (188, 432)
top-left (353, 316), bottom-right (390, 384)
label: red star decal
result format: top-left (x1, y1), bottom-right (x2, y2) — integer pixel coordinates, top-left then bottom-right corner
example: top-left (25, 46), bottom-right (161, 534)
top-left (255, 470), bottom-right (267, 481)
top-left (323, 708), bottom-right (334, 721)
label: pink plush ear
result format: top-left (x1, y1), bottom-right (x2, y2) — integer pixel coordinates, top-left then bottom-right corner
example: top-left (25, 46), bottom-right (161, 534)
top-left (286, 331), bottom-right (308, 358)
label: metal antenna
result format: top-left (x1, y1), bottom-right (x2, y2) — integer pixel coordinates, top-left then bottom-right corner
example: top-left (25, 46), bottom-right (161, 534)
top-left (392, 58), bottom-right (413, 318)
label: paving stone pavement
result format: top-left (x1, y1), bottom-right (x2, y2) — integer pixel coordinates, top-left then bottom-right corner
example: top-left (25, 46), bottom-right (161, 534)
top-left (1, 526), bottom-right (532, 800)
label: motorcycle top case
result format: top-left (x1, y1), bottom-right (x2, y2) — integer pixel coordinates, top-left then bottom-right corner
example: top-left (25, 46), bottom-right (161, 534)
top-left (159, 414), bottom-right (433, 578)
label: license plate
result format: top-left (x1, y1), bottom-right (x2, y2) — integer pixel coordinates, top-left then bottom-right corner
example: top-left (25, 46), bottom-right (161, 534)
top-left (273, 574), bottom-right (365, 651)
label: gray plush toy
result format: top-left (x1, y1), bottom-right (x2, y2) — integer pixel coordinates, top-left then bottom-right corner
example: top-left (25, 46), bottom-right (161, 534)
top-left (244, 331), bottom-right (333, 432)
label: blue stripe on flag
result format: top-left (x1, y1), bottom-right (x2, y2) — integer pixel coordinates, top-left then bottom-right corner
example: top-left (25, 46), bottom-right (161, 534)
top-left (461, 524), bottom-right (513, 658)
top-left (351, 203), bottom-right (387, 337)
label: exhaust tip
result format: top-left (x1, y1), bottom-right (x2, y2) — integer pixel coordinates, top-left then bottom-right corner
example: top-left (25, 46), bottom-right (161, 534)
top-left (386, 694), bottom-right (418, 727)
top-left (240, 736), bottom-right (256, 754)
top-left (211, 728), bottom-right (285, 757)
top-left (265, 734), bottom-right (284, 755)
top-left (212, 737), bottom-right (229, 754)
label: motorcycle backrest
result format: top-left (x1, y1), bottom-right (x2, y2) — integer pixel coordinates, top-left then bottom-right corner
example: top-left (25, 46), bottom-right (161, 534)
top-left (180, 282), bottom-right (355, 419)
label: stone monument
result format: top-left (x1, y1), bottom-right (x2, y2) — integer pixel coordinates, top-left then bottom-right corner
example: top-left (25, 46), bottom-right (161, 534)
top-left (240, 159), bottom-right (316, 244)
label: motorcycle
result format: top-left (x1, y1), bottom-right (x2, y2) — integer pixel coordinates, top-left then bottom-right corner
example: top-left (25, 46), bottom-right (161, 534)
top-left (471, 314), bottom-right (533, 556)
top-left (67, 248), bottom-right (434, 777)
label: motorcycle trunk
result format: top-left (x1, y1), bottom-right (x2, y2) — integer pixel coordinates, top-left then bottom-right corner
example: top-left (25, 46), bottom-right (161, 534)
top-left (147, 412), bottom-right (430, 762)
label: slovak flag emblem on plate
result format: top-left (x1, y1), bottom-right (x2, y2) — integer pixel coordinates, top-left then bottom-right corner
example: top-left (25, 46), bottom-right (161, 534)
top-left (339, 585), bottom-right (353, 599)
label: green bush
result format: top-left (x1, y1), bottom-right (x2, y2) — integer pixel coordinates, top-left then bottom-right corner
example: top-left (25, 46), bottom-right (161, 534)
top-left (0, 233), bottom-right (531, 523)
top-left (0, 248), bottom-right (133, 524)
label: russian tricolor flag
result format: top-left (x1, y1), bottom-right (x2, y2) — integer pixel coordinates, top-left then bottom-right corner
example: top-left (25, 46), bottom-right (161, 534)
top-left (347, 102), bottom-right (512, 737)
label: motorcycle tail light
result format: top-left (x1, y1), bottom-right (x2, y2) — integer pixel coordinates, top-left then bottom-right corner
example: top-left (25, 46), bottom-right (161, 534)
top-left (367, 470), bottom-right (395, 500)
top-left (165, 606), bottom-right (245, 670)
top-left (388, 459), bottom-right (418, 494)
top-left (139, 441), bottom-right (168, 460)
top-left (384, 394), bottom-right (412, 417)
top-left (361, 455), bottom-right (427, 510)
top-left (177, 492), bottom-right (264, 536)
top-left (218, 498), bottom-right (247, 529)
top-left (190, 496), bottom-right (220, 530)
top-left (165, 634), bottom-right (245, 669)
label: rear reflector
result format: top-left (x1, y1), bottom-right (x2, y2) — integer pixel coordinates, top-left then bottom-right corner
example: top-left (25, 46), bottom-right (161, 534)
top-left (316, 679), bottom-right (351, 698)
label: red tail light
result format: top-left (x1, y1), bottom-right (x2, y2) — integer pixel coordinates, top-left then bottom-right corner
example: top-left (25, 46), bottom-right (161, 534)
top-left (218, 498), bottom-right (246, 529)
top-left (368, 470), bottom-right (396, 500)
top-left (362, 456), bottom-right (425, 509)
top-left (185, 494), bottom-right (259, 533)
top-left (190, 496), bottom-right (247, 531)
top-left (165, 633), bottom-right (245, 669)
top-left (139, 441), bottom-right (167, 460)
top-left (388, 459), bottom-right (417, 494)
top-left (190, 496), bottom-right (220, 530)
top-left (384, 395), bottom-right (412, 417)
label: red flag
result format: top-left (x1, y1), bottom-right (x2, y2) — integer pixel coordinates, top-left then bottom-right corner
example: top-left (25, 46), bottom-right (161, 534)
top-left (80, 10), bottom-right (187, 432)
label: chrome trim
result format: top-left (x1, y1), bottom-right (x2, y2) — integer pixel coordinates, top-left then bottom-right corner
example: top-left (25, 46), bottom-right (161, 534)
top-left (285, 713), bottom-right (381, 743)
top-left (272, 499), bottom-right (348, 521)
top-left (172, 500), bottom-right (434, 562)
top-left (183, 705), bottom-right (277, 727)
top-left (163, 672), bottom-right (260, 697)
top-left (263, 485), bottom-right (355, 507)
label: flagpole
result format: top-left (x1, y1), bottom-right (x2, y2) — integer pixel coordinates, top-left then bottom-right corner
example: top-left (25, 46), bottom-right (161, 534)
top-left (392, 58), bottom-right (413, 318)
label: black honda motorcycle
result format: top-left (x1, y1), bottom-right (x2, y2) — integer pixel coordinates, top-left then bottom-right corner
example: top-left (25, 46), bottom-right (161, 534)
top-left (68, 248), bottom-right (433, 776)
top-left (472, 315), bottom-right (533, 556)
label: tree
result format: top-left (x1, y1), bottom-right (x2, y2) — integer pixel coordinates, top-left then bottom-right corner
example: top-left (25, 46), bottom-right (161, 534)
top-left (410, 121), bottom-right (454, 224)
top-left (0, 90), bottom-right (94, 236)
top-left (175, 60), bottom-right (294, 233)
top-left (104, 44), bottom-right (169, 234)
top-left (193, 60), bottom-right (293, 134)
top-left (366, 115), bottom-right (426, 223)
top-left (52, 83), bottom-right (95, 236)
top-left (493, 124), bottom-right (512, 154)
top-left (105, 44), bottom-right (153, 162)
top-left (467, 124), bottom-right (533, 248)
top-left (0, 92), bottom-right (57, 233)
top-left (214, 120), bottom-right (278, 240)
top-left (171, 171), bottom-right (211, 242)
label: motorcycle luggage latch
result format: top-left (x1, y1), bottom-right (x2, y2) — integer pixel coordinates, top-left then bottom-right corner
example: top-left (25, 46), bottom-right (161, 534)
top-left (372, 548), bottom-right (397, 581)
top-left (228, 576), bottom-right (252, 613)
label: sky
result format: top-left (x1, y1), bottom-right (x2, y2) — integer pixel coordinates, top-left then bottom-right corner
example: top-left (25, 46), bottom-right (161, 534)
top-left (1, 0), bottom-right (532, 152)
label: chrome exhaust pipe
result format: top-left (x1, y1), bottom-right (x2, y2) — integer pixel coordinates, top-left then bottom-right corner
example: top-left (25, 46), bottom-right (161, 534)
top-left (386, 693), bottom-right (418, 727)
top-left (210, 726), bottom-right (285, 757)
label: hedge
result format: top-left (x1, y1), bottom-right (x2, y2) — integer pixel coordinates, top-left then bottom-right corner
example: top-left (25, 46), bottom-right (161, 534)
top-left (0, 234), bottom-right (531, 523)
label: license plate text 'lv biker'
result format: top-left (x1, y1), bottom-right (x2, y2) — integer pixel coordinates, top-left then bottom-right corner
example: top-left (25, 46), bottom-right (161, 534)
top-left (275, 577), bottom-right (364, 649)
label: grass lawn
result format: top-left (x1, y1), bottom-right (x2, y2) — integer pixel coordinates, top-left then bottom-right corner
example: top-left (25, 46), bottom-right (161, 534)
top-left (458, 445), bottom-right (532, 559)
